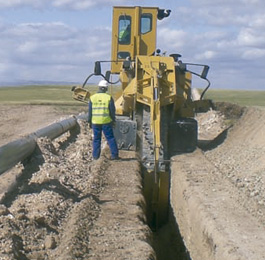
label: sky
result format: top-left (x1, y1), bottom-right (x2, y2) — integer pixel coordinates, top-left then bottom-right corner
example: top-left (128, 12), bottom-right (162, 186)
top-left (0, 0), bottom-right (265, 90)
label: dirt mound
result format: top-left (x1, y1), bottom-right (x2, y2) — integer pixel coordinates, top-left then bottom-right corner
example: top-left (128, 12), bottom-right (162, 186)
top-left (171, 105), bottom-right (265, 260)
top-left (0, 119), bottom-right (154, 260)
top-left (205, 106), bottom-right (265, 223)
top-left (214, 102), bottom-right (245, 120)
top-left (1, 103), bottom-right (265, 260)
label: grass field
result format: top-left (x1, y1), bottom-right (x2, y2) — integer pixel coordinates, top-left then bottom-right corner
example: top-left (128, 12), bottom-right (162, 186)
top-left (0, 85), bottom-right (264, 107)
top-left (204, 89), bottom-right (265, 107)
top-left (0, 85), bottom-right (90, 105)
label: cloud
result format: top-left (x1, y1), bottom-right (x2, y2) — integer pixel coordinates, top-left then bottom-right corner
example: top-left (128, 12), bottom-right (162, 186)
top-left (0, 0), bottom-right (134, 10)
top-left (0, 0), bottom-right (45, 9)
top-left (52, 0), bottom-right (96, 10)
top-left (0, 21), bottom-right (111, 82)
top-left (0, 1), bottom-right (264, 89)
top-left (157, 28), bottom-right (187, 50)
top-left (237, 28), bottom-right (265, 47)
top-left (155, 1), bottom-right (265, 89)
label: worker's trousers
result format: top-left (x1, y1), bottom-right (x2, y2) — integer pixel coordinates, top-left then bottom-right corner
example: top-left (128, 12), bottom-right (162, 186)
top-left (92, 123), bottom-right (118, 159)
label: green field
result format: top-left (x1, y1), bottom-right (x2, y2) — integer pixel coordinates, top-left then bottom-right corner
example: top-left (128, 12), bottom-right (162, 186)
top-left (0, 85), bottom-right (91, 105)
top-left (0, 85), bottom-right (264, 108)
top-left (0, 84), bottom-right (124, 114)
top-left (204, 89), bottom-right (265, 107)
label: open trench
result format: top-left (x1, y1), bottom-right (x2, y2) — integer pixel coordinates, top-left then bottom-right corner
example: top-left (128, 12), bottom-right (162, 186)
top-left (1, 102), bottom-right (265, 260)
top-left (0, 119), bottom-right (192, 260)
top-left (0, 114), bottom-right (195, 260)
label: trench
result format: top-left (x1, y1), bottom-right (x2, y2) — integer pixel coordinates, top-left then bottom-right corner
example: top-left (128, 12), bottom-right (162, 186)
top-left (0, 124), bottom-right (192, 260)
top-left (142, 170), bottom-right (192, 260)
top-left (1, 103), bottom-right (247, 259)
top-left (152, 209), bottom-right (192, 260)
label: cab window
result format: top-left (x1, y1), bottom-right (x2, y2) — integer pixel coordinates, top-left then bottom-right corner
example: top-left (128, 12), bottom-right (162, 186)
top-left (117, 51), bottom-right (130, 59)
top-left (141, 14), bottom-right (152, 34)
top-left (118, 16), bottom-right (131, 44)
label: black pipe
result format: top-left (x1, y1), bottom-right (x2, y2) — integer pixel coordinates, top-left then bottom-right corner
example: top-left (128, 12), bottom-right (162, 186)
top-left (0, 114), bottom-right (88, 175)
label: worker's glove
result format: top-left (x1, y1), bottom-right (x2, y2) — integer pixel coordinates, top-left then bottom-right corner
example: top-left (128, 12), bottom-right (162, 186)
top-left (88, 123), bottom-right (92, 129)
top-left (112, 121), bottom-right (116, 128)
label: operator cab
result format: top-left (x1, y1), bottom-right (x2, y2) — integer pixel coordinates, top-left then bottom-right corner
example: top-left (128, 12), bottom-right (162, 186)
top-left (111, 6), bottom-right (170, 73)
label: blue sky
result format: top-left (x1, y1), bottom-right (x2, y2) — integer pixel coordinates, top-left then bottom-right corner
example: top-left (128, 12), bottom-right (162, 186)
top-left (0, 0), bottom-right (265, 89)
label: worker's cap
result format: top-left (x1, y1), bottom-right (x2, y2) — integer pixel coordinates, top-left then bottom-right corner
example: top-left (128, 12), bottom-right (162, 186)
top-left (98, 79), bottom-right (108, 89)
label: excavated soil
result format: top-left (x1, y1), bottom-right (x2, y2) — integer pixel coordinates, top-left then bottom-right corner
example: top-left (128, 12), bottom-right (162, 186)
top-left (0, 105), bottom-right (154, 260)
top-left (171, 103), bottom-right (265, 260)
top-left (0, 103), bottom-right (265, 259)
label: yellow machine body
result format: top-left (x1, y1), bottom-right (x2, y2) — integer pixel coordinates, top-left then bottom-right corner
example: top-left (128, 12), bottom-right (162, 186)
top-left (111, 6), bottom-right (157, 73)
top-left (73, 6), bottom-right (212, 228)
top-left (72, 86), bottom-right (90, 103)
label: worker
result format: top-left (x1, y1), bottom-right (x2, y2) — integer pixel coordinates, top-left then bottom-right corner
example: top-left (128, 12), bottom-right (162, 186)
top-left (88, 79), bottom-right (119, 160)
top-left (118, 24), bottom-right (131, 44)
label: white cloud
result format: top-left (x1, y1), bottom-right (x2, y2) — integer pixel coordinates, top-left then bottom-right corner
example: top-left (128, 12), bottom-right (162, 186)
top-left (0, 0), bottom-right (134, 10)
top-left (0, 0), bottom-right (45, 9)
top-left (52, 0), bottom-right (95, 10)
top-left (155, 0), bottom-right (265, 89)
top-left (242, 48), bottom-right (265, 59)
top-left (195, 51), bottom-right (217, 60)
top-left (0, 21), bottom-right (111, 82)
top-left (237, 28), bottom-right (265, 47)
top-left (17, 41), bottom-right (38, 53)
top-left (0, 1), bottom-right (264, 89)
top-left (250, 14), bottom-right (265, 28)
top-left (157, 28), bottom-right (188, 50)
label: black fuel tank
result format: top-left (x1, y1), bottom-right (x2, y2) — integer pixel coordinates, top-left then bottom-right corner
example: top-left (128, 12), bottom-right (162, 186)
top-left (169, 118), bottom-right (198, 155)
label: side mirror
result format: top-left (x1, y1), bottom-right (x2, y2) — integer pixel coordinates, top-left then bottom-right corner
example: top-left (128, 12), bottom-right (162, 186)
top-left (157, 9), bottom-right (171, 20)
top-left (105, 71), bottom-right (111, 82)
top-left (201, 65), bottom-right (209, 79)
top-left (123, 60), bottom-right (131, 70)
top-left (170, 53), bottom-right (182, 62)
top-left (94, 61), bottom-right (102, 75)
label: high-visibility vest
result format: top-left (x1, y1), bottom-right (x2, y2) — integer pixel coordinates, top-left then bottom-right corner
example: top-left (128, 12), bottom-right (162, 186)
top-left (119, 28), bottom-right (130, 43)
top-left (90, 93), bottom-right (112, 124)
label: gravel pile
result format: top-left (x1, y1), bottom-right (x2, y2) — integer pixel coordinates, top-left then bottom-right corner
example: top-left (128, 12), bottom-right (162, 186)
top-left (0, 119), bottom-right (153, 260)
top-left (203, 107), bottom-right (265, 225)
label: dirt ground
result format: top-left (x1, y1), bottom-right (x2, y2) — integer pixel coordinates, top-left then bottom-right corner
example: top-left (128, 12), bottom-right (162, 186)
top-left (0, 104), bottom-right (154, 260)
top-left (0, 105), bottom-right (86, 147)
top-left (171, 104), bottom-right (265, 260)
top-left (0, 103), bottom-right (265, 259)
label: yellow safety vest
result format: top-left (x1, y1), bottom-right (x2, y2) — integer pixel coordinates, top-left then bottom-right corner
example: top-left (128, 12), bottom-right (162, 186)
top-left (119, 28), bottom-right (130, 43)
top-left (90, 93), bottom-right (112, 124)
